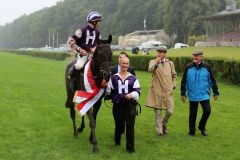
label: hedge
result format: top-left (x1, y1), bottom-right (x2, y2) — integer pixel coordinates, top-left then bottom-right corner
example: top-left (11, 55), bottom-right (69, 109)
top-left (112, 54), bottom-right (240, 86)
top-left (0, 49), bottom-right (70, 60)
top-left (2, 50), bottom-right (239, 85)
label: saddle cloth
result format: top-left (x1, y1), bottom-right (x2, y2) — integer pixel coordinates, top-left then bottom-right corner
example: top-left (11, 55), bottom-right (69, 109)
top-left (73, 59), bottom-right (104, 116)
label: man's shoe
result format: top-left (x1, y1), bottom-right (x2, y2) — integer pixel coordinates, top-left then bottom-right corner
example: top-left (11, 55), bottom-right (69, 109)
top-left (115, 140), bottom-right (120, 146)
top-left (127, 149), bottom-right (135, 154)
top-left (115, 143), bottom-right (120, 146)
top-left (163, 125), bottom-right (168, 135)
top-left (157, 132), bottom-right (163, 136)
top-left (199, 129), bottom-right (208, 136)
top-left (188, 132), bottom-right (195, 136)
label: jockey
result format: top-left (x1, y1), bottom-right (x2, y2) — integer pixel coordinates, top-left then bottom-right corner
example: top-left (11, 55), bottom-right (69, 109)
top-left (67, 11), bottom-right (102, 78)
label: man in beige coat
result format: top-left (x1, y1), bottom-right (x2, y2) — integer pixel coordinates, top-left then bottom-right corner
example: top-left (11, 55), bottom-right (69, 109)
top-left (145, 46), bottom-right (177, 136)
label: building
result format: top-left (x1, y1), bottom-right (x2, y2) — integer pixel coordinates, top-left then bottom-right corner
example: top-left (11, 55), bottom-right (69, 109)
top-left (118, 30), bottom-right (172, 47)
top-left (195, 0), bottom-right (240, 47)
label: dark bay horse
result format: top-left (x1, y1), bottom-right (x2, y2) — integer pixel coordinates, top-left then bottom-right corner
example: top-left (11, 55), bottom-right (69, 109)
top-left (65, 35), bottom-right (112, 153)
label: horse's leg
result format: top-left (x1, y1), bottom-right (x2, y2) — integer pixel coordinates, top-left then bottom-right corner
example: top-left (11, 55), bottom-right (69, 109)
top-left (87, 109), bottom-right (99, 153)
top-left (89, 99), bottom-right (102, 143)
top-left (77, 116), bottom-right (85, 133)
top-left (93, 99), bottom-right (102, 119)
top-left (70, 106), bottom-right (78, 138)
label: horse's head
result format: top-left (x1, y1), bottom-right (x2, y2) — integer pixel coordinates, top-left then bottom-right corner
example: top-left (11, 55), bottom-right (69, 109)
top-left (91, 35), bottom-right (112, 88)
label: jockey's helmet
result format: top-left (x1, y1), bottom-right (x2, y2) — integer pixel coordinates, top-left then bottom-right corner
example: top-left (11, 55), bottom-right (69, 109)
top-left (87, 12), bottom-right (102, 22)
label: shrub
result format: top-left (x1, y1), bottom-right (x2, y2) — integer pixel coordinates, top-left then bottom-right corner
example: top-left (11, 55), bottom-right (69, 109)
top-left (112, 54), bottom-right (240, 85)
top-left (0, 49), bottom-right (70, 60)
top-left (188, 35), bottom-right (207, 46)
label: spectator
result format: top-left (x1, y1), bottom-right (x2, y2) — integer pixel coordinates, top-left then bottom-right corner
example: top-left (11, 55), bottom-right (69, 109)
top-left (180, 50), bottom-right (219, 136)
top-left (145, 46), bottom-right (177, 136)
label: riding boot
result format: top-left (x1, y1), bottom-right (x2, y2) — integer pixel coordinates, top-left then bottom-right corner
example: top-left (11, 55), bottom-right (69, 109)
top-left (75, 54), bottom-right (88, 70)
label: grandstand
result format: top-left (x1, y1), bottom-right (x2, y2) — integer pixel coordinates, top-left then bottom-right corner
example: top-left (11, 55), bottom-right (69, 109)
top-left (195, 0), bottom-right (240, 47)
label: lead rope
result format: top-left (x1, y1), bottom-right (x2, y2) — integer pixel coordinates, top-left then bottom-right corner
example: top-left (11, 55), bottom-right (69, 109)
top-left (135, 102), bottom-right (142, 116)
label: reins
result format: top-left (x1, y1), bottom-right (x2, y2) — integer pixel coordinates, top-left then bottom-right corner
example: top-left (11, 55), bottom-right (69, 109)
top-left (135, 101), bottom-right (142, 116)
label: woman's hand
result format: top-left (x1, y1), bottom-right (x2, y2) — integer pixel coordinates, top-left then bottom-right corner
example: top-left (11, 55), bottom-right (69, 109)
top-left (125, 93), bottom-right (132, 100)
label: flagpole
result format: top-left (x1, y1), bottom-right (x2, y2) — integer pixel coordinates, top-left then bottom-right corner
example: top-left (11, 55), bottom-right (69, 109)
top-left (144, 17), bottom-right (149, 36)
top-left (144, 18), bottom-right (146, 31)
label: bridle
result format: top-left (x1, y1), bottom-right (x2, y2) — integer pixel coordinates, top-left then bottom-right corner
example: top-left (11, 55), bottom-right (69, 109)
top-left (93, 44), bottom-right (112, 81)
top-left (96, 44), bottom-right (111, 71)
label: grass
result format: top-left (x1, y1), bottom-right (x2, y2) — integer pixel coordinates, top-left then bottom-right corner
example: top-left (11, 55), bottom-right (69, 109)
top-left (0, 51), bottom-right (239, 160)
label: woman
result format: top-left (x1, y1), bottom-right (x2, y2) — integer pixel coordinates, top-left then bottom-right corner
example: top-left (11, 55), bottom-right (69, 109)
top-left (107, 57), bottom-right (141, 153)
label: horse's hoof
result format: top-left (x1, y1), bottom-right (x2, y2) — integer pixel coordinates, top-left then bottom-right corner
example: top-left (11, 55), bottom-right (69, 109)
top-left (77, 125), bottom-right (85, 133)
top-left (92, 146), bottom-right (99, 153)
top-left (89, 136), bottom-right (93, 143)
top-left (73, 132), bottom-right (78, 138)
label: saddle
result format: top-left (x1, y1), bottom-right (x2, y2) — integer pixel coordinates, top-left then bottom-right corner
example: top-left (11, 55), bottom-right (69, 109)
top-left (68, 59), bottom-right (84, 92)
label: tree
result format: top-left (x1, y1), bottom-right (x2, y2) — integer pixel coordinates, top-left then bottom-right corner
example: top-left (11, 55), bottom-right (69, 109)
top-left (163, 0), bottom-right (226, 44)
top-left (0, 0), bottom-right (228, 48)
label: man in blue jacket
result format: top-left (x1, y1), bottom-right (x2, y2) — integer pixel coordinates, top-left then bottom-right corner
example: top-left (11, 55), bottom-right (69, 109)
top-left (180, 50), bottom-right (219, 136)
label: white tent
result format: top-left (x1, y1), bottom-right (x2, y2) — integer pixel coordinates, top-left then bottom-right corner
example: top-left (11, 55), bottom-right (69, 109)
top-left (174, 43), bottom-right (189, 49)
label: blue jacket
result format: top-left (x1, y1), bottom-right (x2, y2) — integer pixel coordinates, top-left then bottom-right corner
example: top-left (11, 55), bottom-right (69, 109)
top-left (181, 61), bottom-right (219, 101)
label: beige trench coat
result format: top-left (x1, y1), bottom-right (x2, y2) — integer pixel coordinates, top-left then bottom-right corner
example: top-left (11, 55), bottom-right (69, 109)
top-left (145, 58), bottom-right (177, 111)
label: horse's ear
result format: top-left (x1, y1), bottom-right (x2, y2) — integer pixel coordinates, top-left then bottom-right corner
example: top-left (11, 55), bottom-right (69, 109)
top-left (107, 34), bottom-right (112, 44)
top-left (98, 34), bottom-right (112, 44)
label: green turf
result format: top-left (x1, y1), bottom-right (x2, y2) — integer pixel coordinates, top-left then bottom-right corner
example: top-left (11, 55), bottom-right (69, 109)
top-left (0, 52), bottom-right (239, 160)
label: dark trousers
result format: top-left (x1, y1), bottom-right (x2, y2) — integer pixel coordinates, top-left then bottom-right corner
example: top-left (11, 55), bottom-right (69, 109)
top-left (189, 100), bottom-right (211, 133)
top-left (113, 102), bottom-right (136, 151)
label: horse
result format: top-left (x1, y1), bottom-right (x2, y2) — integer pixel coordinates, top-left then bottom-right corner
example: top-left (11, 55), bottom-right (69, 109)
top-left (65, 35), bottom-right (112, 153)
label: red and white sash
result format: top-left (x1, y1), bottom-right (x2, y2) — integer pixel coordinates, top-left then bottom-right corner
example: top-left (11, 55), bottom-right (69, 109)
top-left (73, 59), bottom-right (104, 116)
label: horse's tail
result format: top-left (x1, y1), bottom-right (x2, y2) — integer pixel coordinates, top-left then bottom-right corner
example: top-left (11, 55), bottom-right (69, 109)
top-left (65, 60), bottom-right (76, 108)
top-left (65, 76), bottom-right (74, 108)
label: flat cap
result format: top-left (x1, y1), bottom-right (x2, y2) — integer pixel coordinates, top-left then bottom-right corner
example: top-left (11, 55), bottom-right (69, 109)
top-left (192, 50), bottom-right (203, 55)
top-left (156, 46), bottom-right (167, 53)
